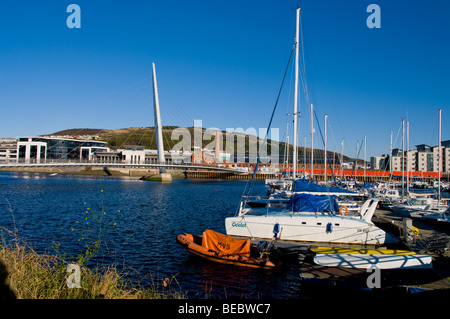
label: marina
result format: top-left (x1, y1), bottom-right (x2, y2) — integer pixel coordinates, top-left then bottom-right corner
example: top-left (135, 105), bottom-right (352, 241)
top-left (0, 2), bottom-right (449, 304)
top-left (0, 171), bottom-right (449, 300)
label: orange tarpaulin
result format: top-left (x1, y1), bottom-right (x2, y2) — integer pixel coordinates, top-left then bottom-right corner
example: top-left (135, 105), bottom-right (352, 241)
top-left (201, 229), bottom-right (251, 256)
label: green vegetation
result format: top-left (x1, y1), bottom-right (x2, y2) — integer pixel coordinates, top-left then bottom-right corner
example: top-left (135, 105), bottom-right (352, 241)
top-left (0, 194), bottom-right (184, 299)
top-left (0, 240), bottom-right (184, 299)
top-left (49, 127), bottom-right (357, 163)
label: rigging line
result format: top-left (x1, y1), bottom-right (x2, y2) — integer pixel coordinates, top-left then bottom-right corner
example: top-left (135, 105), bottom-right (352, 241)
top-left (117, 127), bottom-right (140, 149)
top-left (83, 76), bottom-right (153, 109)
top-left (349, 136), bottom-right (365, 179)
top-left (135, 126), bottom-right (152, 147)
top-left (393, 121), bottom-right (402, 150)
top-left (326, 119), bottom-right (341, 155)
top-left (324, 119), bottom-right (342, 182)
top-left (312, 109), bottom-right (337, 181)
top-left (243, 44), bottom-right (296, 198)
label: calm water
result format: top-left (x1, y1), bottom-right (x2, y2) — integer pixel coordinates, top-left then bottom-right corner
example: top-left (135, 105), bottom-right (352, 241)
top-left (0, 171), bottom-right (302, 299)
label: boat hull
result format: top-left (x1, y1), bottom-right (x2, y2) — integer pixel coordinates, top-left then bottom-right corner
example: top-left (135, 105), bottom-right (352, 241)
top-left (225, 213), bottom-right (396, 245)
top-left (176, 233), bottom-right (275, 269)
top-left (313, 253), bottom-right (433, 269)
top-left (311, 246), bottom-right (416, 255)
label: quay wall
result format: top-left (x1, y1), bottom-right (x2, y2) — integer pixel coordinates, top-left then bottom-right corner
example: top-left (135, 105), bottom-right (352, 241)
top-left (0, 166), bottom-right (183, 178)
top-left (0, 166), bottom-right (445, 182)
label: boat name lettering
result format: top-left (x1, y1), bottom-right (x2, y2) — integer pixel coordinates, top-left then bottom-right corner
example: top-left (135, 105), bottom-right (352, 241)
top-left (231, 222), bottom-right (247, 228)
top-left (217, 241), bottom-right (230, 250)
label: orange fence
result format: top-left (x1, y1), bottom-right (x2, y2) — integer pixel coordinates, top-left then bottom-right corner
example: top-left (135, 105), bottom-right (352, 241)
top-left (283, 169), bottom-right (440, 178)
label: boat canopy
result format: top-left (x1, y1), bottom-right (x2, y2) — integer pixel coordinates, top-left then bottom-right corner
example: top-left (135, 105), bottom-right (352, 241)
top-left (364, 181), bottom-right (374, 189)
top-left (287, 193), bottom-right (339, 213)
top-left (293, 179), bottom-right (357, 194)
top-left (201, 229), bottom-right (251, 256)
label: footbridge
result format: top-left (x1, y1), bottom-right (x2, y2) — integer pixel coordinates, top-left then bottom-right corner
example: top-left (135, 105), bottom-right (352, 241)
top-left (0, 161), bottom-right (246, 173)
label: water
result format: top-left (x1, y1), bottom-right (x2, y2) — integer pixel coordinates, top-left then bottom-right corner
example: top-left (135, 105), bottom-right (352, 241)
top-left (0, 172), bottom-right (302, 299)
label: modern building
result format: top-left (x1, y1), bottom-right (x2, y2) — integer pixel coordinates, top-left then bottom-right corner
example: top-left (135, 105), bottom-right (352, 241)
top-left (370, 155), bottom-right (388, 170)
top-left (0, 138), bottom-right (17, 164)
top-left (0, 146), bottom-right (17, 164)
top-left (16, 137), bottom-right (110, 163)
top-left (370, 140), bottom-right (450, 175)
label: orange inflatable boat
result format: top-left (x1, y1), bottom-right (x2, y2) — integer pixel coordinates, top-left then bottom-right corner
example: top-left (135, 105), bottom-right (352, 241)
top-left (176, 229), bottom-right (276, 269)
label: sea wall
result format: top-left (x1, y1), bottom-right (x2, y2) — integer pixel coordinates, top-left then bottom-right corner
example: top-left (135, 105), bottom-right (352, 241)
top-left (0, 167), bottom-right (183, 178)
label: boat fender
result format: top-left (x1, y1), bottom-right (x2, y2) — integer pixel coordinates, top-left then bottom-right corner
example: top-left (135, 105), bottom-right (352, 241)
top-left (339, 206), bottom-right (349, 216)
top-left (273, 223), bottom-right (280, 239)
top-left (326, 222), bottom-right (333, 233)
top-left (412, 226), bottom-right (419, 237)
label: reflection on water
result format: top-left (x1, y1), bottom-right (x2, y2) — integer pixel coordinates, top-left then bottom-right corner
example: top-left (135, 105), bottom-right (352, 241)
top-left (0, 172), bottom-right (301, 299)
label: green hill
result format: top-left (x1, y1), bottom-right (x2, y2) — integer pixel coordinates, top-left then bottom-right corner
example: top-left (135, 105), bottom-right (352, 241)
top-left (49, 127), bottom-right (357, 164)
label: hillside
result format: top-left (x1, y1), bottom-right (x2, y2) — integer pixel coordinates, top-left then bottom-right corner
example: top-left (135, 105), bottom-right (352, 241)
top-left (48, 127), bottom-right (358, 163)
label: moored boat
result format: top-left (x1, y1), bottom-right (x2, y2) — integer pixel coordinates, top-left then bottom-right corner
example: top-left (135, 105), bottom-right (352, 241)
top-left (313, 253), bottom-right (433, 270)
top-left (310, 246), bottom-right (416, 255)
top-left (176, 229), bottom-right (276, 269)
top-left (225, 194), bottom-right (398, 245)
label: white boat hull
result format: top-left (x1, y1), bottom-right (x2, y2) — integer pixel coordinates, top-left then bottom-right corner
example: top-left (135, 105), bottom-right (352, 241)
top-left (313, 253), bottom-right (433, 269)
top-left (225, 213), bottom-right (396, 245)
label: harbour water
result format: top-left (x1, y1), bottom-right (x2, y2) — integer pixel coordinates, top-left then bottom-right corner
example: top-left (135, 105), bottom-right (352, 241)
top-left (0, 171), bottom-right (303, 299)
top-left (2, 171), bottom-right (449, 301)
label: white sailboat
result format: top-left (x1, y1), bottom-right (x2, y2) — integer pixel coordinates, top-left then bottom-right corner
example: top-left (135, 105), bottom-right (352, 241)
top-left (225, 8), bottom-right (396, 246)
top-left (225, 194), bottom-right (397, 245)
top-left (389, 196), bottom-right (447, 217)
top-left (391, 109), bottom-right (449, 218)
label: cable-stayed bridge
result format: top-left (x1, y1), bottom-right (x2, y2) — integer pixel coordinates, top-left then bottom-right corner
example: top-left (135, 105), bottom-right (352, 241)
top-left (0, 160), bottom-right (245, 173)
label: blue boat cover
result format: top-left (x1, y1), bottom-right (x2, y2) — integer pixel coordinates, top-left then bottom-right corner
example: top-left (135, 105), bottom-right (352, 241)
top-left (364, 181), bottom-right (374, 188)
top-left (293, 179), bottom-right (356, 194)
top-left (287, 193), bottom-right (339, 213)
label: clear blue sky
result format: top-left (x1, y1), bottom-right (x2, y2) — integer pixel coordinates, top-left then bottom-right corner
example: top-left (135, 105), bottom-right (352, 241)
top-left (1, 0), bottom-right (449, 159)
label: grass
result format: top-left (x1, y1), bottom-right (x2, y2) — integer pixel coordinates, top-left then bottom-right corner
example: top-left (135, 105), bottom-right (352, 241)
top-left (0, 195), bottom-right (185, 299)
top-left (0, 230), bottom-right (184, 299)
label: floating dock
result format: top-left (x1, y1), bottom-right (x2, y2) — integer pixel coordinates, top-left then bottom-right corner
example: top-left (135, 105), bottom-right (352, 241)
top-left (269, 208), bottom-right (450, 296)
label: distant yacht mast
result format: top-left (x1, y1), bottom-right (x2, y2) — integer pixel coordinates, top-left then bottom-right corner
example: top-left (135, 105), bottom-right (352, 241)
top-left (292, 7), bottom-right (300, 179)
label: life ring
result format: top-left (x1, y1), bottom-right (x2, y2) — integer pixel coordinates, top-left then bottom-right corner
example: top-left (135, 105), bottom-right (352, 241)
top-left (339, 206), bottom-right (349, 216)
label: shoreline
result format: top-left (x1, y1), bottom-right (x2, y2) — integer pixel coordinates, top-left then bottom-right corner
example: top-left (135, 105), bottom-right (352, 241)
top-left (0, 167), bottom-right (276, 181)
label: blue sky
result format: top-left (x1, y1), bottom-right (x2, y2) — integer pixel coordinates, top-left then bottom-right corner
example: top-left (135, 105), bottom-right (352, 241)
top-left (0, 0), bottom-right (449, 159)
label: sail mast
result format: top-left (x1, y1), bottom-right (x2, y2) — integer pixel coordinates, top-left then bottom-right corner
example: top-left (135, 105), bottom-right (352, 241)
top-left (310, 103), bottom-right (314, 179)
top-left (324, 114), bottom-right (327, 183)
top-left (292, 7), bottom-right (300, 179)
top-left (438, 108), bottom-right (442, 201)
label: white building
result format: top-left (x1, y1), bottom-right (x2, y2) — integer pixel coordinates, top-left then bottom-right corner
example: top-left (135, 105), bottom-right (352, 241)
top-left (16, 137), bottom-right (109, 163)
top-left (370, 141), bottom-right (450, 174)
top-left (0, 146), bottom-right (17, 163)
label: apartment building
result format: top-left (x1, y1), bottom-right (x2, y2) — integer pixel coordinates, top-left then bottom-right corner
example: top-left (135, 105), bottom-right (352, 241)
top-left (371, 141), bottom-right (450, 173)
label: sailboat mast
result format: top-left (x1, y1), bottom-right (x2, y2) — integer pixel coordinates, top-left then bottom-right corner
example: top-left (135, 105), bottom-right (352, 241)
top-left (324, 114), bottom-right (327, 183)
top-left (310, 103), bottom-right (314, 179)
top-left (407, 121), bottom-right (409, 194)
top-left (439, 108), bottom-right (442, 200)
top-left (390, 131), bottom-right (393, 182)
top-left (364, 135), bottom-right (366, 182)
top-left (402, 118), bottom-right (405, 197)
top-left (341, 140), bottom-right (344, 179)
top-left (284, 122), bottom-right (289, 175)
top-left (292, 7), bottom-right (300, 179)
